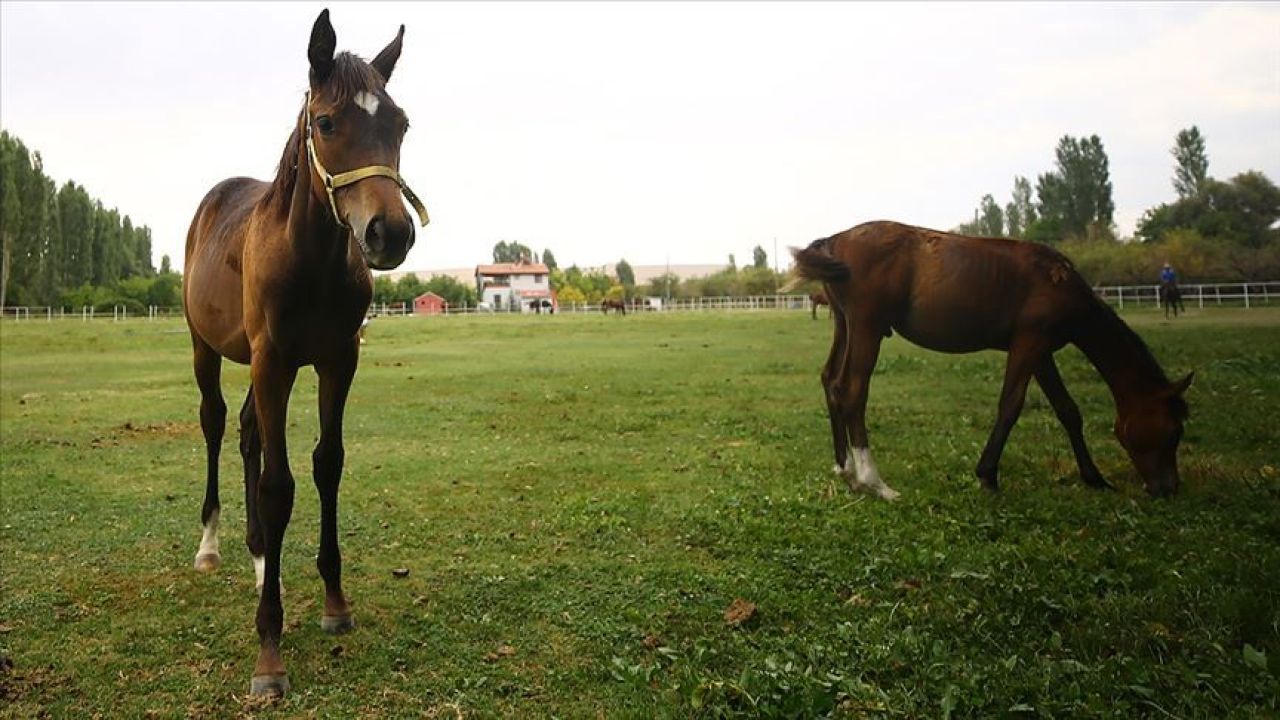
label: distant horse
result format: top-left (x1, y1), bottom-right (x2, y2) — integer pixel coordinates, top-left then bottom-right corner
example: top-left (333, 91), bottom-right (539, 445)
top-left (182, 10), bottom-right (427, 697)
top-left (810, 290), bottom-right (830, 320)
top-left (792, 221), bottom-right (1191, 500)
top-left (602, 298), bottom-right (627, 315)
top-left (1159, 281), bottom-right (1185, 319)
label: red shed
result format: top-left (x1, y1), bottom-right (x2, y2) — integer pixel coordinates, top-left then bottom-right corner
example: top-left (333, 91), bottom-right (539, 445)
top-left (413, 291), bottom-right (446, 315)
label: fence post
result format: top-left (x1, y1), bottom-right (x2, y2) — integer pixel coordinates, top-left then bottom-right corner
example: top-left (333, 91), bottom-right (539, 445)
top-left (1198, 284), bottom-right (1203, 309)
top-left (1244, 283), bottom-right (1250, 309)
top-left (1118, 286), bottom-right (1124, 309)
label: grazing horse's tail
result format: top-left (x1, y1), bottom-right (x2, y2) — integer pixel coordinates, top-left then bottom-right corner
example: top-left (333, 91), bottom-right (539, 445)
top-left (790, 237), bottom-right (850, 285)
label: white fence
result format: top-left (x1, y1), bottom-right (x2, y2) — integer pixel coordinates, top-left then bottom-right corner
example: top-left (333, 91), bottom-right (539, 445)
top-left (1093, 281), bottom-right (1280, 310)
top-left (3, 282), bottom-right (1277, 321)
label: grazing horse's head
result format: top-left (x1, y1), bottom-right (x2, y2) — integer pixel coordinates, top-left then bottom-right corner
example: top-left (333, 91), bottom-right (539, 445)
top-left (304, 9), bottom-right (423, 270)
top-left (1115, 373), bottom-right (1193, 497)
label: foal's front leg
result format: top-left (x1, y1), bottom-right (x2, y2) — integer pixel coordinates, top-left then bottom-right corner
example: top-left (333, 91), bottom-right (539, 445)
top-left (975, 341), bottom-right (1045, 492)
top-left (248, 348), bottom-right (298, 697)
top-left (314, 340), bottom-right (358, 634)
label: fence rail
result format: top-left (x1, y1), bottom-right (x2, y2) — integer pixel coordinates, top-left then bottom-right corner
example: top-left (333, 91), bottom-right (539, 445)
top-left (3, 282), bottom-right (1278, 322)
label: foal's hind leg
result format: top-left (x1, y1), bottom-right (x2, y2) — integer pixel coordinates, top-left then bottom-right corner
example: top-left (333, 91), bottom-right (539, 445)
top-left (1033, 356), bottom-right (1109, 490)
top-left (238, 386), bottom-right (275, 592)
top-left (313, 340), bottom-right (358, 634)
top-left (192, 340), bottom-right (225, 572)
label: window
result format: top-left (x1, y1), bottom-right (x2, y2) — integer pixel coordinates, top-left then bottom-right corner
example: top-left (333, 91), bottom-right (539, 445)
top-left (535, 274), bottom-right (544, 284)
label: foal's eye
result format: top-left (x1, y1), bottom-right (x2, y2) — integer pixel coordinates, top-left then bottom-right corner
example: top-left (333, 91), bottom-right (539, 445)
top-left (316, 116), bottom-right (335, 136)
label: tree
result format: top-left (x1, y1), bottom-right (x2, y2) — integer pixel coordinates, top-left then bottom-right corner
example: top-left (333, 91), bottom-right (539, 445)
top-left (557, 285), bottom-right (586, 305)
top-left (424, 274), bottom-right (477, 308)
top-left (645, 272), bottom-right (679, 299)
top-left (1005, 176), bottom-right (1036, 238)
top-left (727, 253), bottom-right (736, 270)
top-left (615, 259), bottom-right (635, 291)
top-left (160, 254), bottom-right (173, 274)
top-left (1031, 134), bottom-right (1114, 242)
top-left (977, 194), bottom-right (1005, 237)
top-left (1137, 171), bottom-right (1280, 248)
top-left (372, 275), bottom-right (397, 304)
top-left (752, 245), bottom-right (768, 269)
top-left (394, 273), bottom-right (426, 303)
top-left (492, 240), bottom-right (533, 264)
top-left (541, 248), bottom-right (558, 271)
top-left (1172, 126), bottom-right (1208, 200)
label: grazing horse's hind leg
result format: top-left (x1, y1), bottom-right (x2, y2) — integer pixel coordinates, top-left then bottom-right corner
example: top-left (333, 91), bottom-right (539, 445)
top-left (975, 339), bottom-right (1046, 492)
top-left (821, 303), bottom-right (850, 474)
top-left (313, 342), bottom-right (358, 634)
top-left (834, 315), bottom-right (898, 500)
top-left (193, 340), bottom-right (225, 572)
top-left (1034, 355), bottom-right (1109, 490)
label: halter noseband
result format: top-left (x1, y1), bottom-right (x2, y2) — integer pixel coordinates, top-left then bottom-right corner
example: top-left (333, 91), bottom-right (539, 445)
top-left (304, 90), bottom-right (429, 230)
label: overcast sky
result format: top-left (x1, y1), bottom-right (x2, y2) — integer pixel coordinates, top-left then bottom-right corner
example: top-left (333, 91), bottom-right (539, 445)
top-left (2, 2), bottom-right (1277, 273)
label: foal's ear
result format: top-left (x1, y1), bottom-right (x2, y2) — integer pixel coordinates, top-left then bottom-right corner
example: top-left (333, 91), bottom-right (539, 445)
top-left (309, 9), bottom-right (337, 85)
top-left (1166, 372), bottom-right (1194, 397)
top-left (371, 25), bottom-right (405, 83)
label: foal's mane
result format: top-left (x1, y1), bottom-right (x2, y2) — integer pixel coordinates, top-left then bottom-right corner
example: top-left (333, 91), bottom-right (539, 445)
top-left (1091, 299), bottom-right (1189, 419)
top-left (262, 52), bottom-right (387, 214)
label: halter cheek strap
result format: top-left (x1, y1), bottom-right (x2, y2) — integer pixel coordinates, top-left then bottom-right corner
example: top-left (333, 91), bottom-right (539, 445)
top-left (305, 91), bottom-right (430, 229)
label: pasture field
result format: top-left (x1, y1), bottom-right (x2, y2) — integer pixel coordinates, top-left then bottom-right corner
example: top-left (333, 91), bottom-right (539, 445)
top-left (1, 307), bottom-right (1278, 718)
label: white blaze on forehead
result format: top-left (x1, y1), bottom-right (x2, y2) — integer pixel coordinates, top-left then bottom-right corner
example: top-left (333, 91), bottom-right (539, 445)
top-left (353, 91), bottom-right (380, 117)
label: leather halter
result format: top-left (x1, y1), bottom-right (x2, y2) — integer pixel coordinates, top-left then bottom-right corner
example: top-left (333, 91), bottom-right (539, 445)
top-left (304, 90), bottom-right (429, 230)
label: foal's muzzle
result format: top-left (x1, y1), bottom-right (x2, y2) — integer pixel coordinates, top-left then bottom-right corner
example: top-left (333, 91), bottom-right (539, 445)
top-left (358, 213), bottom-right (414, 270)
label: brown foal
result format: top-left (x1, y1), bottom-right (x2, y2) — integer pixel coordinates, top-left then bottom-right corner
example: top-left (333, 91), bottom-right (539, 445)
top-left (793, 221), bottom-right (1191, 499)
top-left (183, 10), bottom-right (426, 696)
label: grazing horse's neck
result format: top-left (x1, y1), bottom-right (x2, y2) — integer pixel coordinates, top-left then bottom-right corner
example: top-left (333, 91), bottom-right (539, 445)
top-left (1072, 303), bottom-right (1170, 408)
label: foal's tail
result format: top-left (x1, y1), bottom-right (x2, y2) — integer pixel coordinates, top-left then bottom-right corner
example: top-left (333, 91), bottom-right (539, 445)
top-left (789, 236), bottom-right (850, 285)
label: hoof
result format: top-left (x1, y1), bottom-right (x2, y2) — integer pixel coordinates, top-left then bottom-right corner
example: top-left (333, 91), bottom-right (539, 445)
top-left (1083, 473), bottom-right (1112, 490)
top-left (321, 614), bottom-right (354, 635)
top-left (193, 553), bottom-right (221, 573)
top-left (249, 673), bottom-right (290, 698)
top-left (979, 477), bottom-right (1000, 493)
top-left (876, 485), bottom-right (901, 501)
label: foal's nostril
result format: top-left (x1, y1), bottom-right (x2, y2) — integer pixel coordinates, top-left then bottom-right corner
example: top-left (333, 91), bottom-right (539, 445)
top-left (363, 216), bottom-right (387, 255)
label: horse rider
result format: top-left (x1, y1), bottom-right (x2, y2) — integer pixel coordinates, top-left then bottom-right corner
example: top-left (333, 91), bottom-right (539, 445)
top-left (1160, 261), bottom-right (1177, 287)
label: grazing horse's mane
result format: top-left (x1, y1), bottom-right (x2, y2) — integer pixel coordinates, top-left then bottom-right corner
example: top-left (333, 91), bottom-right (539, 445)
top-left (1090, 299), bottom-right (1189, 420)
top-left (262, 52), bottom-right (388, 214)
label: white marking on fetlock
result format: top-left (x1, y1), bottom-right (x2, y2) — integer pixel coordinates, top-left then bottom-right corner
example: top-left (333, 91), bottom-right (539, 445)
top-left (354, 91), bottom-right (379, 116)
top-left (193, 510), bottom-right (221, 569)
top-left (253, 556), bottom-right (284, 596)
top-left (852, 447), bottom-right (900, 501)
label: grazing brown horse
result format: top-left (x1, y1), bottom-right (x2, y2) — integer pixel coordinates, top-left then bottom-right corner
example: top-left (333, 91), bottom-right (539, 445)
top-left (793, 221), bottom-right (1191, 500)
top-left (809, 289), bottom-right (830, 320)
top-left (183, 10), bottom-right (427, 697)
top-left (602, 298), bottom-right (627, 315)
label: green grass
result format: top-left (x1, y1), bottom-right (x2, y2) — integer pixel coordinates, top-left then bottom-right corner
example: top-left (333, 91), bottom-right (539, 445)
top-left (2, 307), bottom-right (1278, 718)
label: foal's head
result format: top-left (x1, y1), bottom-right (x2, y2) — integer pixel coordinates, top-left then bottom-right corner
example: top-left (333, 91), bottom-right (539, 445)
top-left (305, 10), bottom-right (416, 270)
top-left (1115, 373), bottom-right (1193, 497)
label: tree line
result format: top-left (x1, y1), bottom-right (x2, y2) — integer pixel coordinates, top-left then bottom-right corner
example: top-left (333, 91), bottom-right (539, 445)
top-left (954, 128), bottom-right (1280, 284)
top-left (0, 130), bottom-right (180, 309)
